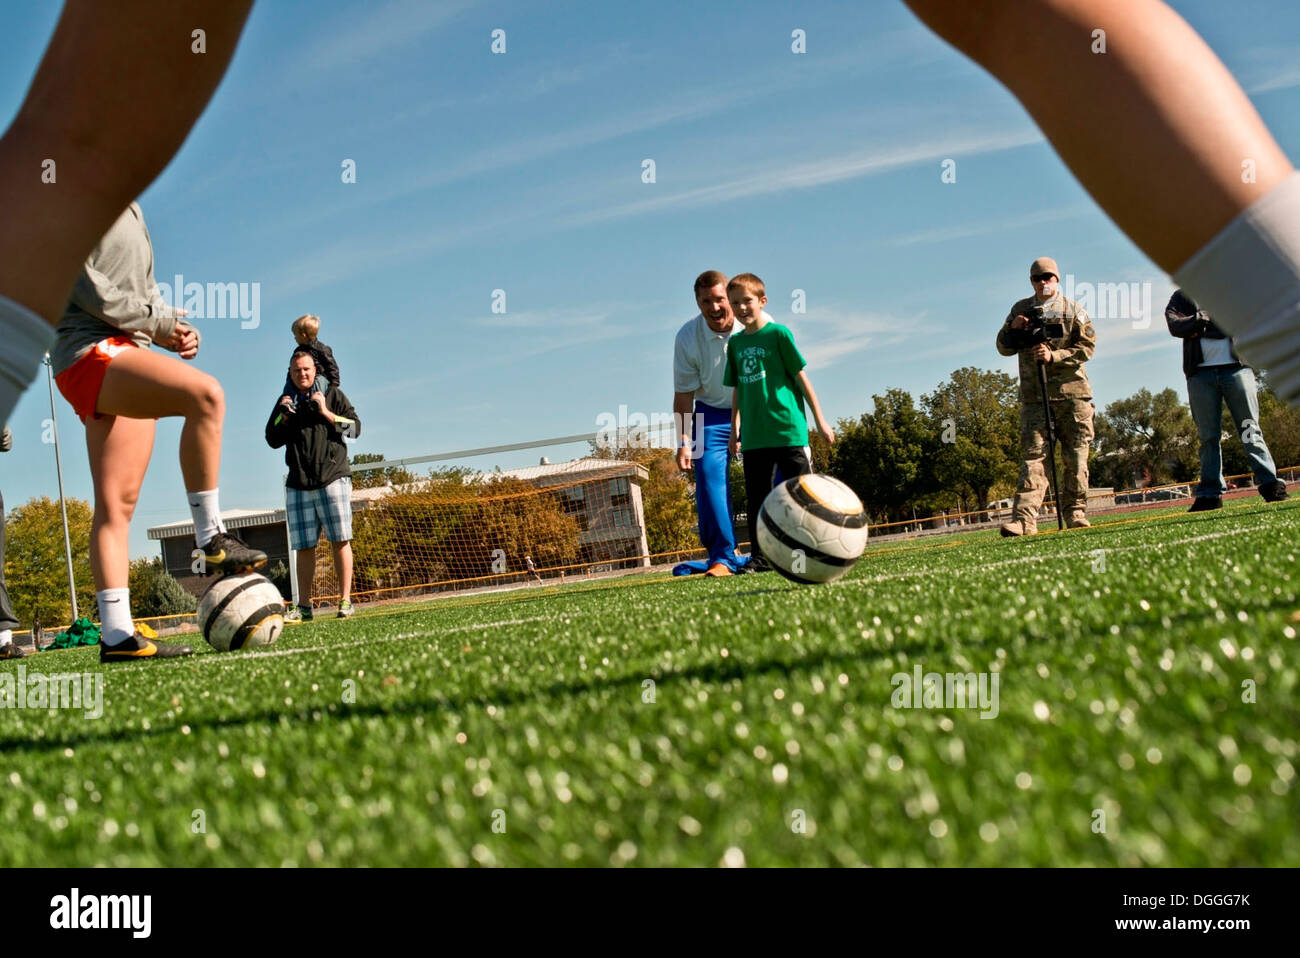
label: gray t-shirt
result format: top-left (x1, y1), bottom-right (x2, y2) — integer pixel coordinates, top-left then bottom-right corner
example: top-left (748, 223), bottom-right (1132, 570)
top-left (51, 202), bottom-right (188, 375)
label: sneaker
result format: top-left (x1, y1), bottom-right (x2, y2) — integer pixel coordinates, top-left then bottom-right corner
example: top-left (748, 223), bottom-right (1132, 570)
top-left (283, 605), bottom-right (313, 623)
top-left (100, 630), bottom-right (193, 663)
top-left (748, 557), bottom-right (774, 573)
top-left (337, 599), bottom-right (355, 618)
top-left (0, 643), bottom-right (29, 660)
top-left (197, 531), bottom-right (267, 575)
top-left (1260, 480), bottom-right (1290, 503)
top-left (1188, 497), bottom-right (1223, 513)
top-left (704, 563), bottom-right (733, 577)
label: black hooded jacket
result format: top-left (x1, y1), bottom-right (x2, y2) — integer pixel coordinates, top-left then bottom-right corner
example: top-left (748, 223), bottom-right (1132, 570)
top-left (265, 385), bottom-right (360, 490)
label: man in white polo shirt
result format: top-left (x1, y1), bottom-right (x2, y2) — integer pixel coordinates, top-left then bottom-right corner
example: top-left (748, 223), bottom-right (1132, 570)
top-left (673, 270), bottom-right (751, 577)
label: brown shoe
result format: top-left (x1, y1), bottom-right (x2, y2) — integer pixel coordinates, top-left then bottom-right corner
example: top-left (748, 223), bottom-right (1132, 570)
top-left (0, 643), bottom-right (29, 660)
top-left (1066, 515), bottom-right (1091, 529)
top-left (999, 520), bottom-right (1036, 537)
top-left (704, 563), bottom-right (733, 577)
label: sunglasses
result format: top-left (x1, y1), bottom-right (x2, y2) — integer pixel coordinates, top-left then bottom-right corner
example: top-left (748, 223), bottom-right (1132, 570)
top-left (1031, 273), bottom-right (1057, 283)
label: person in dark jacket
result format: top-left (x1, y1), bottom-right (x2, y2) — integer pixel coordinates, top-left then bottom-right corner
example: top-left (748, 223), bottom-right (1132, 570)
top-left (1166, 288), bottom-right (1288, 511)
top-left (267, 348), bottom-right (361, 620)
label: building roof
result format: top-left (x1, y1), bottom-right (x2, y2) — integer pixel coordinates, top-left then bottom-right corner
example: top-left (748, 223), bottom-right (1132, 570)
top-left (147, 507), bottom-right (285, 540)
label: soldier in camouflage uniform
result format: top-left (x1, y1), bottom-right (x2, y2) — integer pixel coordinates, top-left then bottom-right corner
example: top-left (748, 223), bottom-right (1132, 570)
top-left (996, 257), bottom-right (1097, 536)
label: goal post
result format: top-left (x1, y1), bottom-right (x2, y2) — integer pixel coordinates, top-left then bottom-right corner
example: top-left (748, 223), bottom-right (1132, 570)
top-left (298, 432), bottom-right (692, 606)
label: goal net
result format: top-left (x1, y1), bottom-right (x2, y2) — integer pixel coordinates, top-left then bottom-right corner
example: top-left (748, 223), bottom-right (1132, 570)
top-left (302, 455), bottom-right (658, 605)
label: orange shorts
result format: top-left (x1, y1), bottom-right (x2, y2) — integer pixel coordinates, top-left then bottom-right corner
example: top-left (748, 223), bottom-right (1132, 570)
top-left (55, 336), bottom-right (138, 421)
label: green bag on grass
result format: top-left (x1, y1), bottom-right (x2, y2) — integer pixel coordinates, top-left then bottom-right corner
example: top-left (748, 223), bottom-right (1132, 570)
top-left (51, 617), bottom-right (101, 648)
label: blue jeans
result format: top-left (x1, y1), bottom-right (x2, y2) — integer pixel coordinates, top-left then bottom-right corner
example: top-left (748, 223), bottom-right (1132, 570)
top-left (1187, 365), bottom-right (1278, 498)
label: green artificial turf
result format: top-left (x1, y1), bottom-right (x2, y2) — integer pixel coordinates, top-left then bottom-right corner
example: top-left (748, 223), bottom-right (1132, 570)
top-left (1, 500), bottom-right (1297, 866)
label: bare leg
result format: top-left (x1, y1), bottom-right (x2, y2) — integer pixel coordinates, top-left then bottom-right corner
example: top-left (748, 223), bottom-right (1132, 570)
top-left (85, 414), bottom-right (156, 592)
top-left (904, 0), bottom-right (1293, 272)
top-left (96, 349), bottom-right (225, 491)
top-left (296, 549), bottom-right (316, 608)
top-left (0, 0), bottom-right (254, 323)
top-left (332, 541), bottom-right (353, 603)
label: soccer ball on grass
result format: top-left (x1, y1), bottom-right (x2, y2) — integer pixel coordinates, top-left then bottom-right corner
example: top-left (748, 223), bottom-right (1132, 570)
top-left (756, 474), bottom-right (869, 584)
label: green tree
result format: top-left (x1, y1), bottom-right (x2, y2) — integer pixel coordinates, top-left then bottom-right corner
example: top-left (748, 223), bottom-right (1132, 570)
top-left (829, 388), bottom-right (933, 522)
top-left (728, 458), bottom-right (747, 527)
top-left (922, 367), bottom-right (1020, 513)
top-left (469, 476), bottom-right (582, 574)
top-left (349, 452), bottom-right (417, 489)
top-left (3, 496), bottom-right (94, 629)
top-left (127, 557), bottom-right (197, 618)
top-left (1258, 381), bottom-right (1300, 472)
top-left (1093, 388), bottom-right (1198, 488)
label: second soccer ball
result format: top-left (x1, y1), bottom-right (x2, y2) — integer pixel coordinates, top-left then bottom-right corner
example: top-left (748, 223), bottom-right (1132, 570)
top-left (198, 572), bottom-right (285, 652)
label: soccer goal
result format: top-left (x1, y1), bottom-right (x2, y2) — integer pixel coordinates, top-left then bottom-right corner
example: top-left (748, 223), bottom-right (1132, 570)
top-left (299, 434), bottom-right (663, 607)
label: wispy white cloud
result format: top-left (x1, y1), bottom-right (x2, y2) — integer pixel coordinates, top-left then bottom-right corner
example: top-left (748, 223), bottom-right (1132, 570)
top-left (889, 204), bottom-right (1092, 248)
top-left (789, 308), bottom-right (908, 370)
top-left (280, 0), bottom-right (476, 81)
top-left (1247, 67), bottom-right (1300, 95)
top-left (560, 128), bottom-right (1046, 228)
top-left (1241, 43), bottom-right (1300, 95)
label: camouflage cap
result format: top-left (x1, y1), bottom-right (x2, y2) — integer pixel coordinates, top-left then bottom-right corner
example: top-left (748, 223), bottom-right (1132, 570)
top-left (1030, 257), bottom-right (1059, 279)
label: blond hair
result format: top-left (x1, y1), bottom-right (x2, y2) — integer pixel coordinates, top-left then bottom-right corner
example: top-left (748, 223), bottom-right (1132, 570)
top-left (727, 273), bottom-right (765, 298)
top-left (292, 313), bottom-right (321, 341)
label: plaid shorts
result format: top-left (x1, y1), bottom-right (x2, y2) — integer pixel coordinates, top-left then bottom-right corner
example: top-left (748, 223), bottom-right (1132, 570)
top-left (286, 476), bottom-right (353, 550)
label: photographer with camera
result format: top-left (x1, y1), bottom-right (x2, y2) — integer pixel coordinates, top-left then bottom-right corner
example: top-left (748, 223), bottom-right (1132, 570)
top-left (996, 257), bottom-right (1097, 536)
top-left (266, 348), bottom-right (361, 621)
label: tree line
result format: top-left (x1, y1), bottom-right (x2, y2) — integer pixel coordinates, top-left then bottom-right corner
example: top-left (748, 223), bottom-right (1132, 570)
top-left (6, 369), bottom-right (1298, 628)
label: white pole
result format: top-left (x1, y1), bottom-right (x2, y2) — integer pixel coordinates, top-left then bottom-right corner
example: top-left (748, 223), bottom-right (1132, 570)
top-left (44, 355), bottom-right (78, 621)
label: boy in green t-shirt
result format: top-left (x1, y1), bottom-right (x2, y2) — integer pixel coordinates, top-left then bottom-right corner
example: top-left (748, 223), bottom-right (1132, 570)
top-left (723, 273), bottom-right (836, 568)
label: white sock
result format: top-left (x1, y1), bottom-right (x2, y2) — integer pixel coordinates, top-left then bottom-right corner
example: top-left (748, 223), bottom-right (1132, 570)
top-left (0, 293), bottom-right (56, 425)
top-left (188, 489), bottom-right (226, 547)
top-left (96, 588), bottom-right (134, 646)
top-left (1175, 171), bottom-right (1300, 405)
top-left (0, 630), bottom-right (11, 648)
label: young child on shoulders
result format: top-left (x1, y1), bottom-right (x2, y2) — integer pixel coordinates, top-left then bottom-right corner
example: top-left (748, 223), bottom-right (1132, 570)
top-left (281, 313), bottom-right (341, 400)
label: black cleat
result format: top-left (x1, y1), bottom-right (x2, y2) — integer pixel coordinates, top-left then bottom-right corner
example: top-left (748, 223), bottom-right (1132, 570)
top-left (0, 643), bottom-right (29, 660)
top-left (100, 630), bottom-right (194, 663)
top-left (1188, 497), bottom-right (1222, 513)
top-left (198, 531), bottom-right (267, 574)
top-left (1260, 480), bottom-right (1290, 503)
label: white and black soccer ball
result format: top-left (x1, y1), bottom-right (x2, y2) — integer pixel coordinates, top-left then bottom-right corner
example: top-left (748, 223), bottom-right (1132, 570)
top-left (198, 572), bottom-right (285, 652)
top-left (756, 474), bottom-right (869, 584)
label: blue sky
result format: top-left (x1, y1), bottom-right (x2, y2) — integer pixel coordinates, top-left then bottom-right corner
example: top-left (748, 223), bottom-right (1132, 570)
top-left (3, 0), bottom-right (1300, 560)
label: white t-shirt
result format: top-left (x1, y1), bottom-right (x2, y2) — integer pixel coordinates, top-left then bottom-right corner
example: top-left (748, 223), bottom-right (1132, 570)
top-left (1199, 336), bottom-right (1235, 367)
top-left (673, 312), bottom-right (769, 409)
